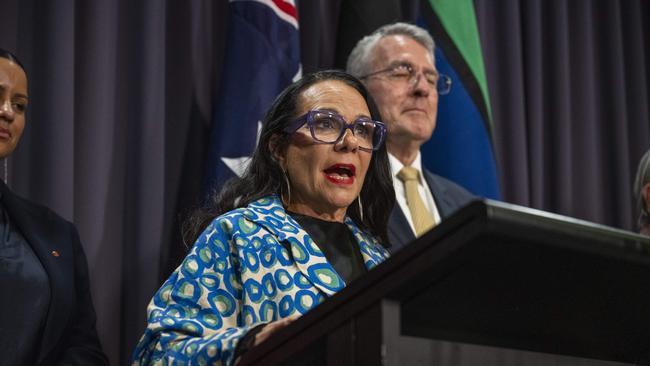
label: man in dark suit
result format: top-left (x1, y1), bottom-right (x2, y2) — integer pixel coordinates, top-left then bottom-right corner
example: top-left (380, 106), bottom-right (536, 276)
top-left (347, 23), bottom-right (474, 252)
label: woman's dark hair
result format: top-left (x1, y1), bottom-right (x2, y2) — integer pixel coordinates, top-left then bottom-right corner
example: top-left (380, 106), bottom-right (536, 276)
top-left (184, 69), bottom-right (395, 247)
top-left (0, 48), bottom-right (26, 71)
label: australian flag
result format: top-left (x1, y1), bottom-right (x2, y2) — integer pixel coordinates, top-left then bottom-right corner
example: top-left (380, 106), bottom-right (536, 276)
top-left (204, 0), bottom-right (301, 195)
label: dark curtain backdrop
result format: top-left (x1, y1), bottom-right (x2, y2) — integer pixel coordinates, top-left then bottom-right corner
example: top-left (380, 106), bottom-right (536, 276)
top-left (476, 0), bottom-right (650, 230)
top-left (0, 0), bottom-right (648, 364)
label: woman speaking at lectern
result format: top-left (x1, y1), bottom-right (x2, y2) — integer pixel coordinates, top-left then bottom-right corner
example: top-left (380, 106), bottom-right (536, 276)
top-left (132, 70), bottom-right (395, 365)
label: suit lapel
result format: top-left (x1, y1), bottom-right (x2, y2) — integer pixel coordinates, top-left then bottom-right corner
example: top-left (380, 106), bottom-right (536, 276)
top-left (0, 182), bottom-right (73, 363)
top-left (423, 169), bottom-right (454, 219)
top-left (344, 217), bottom-right (390, 270)
top-left (244, 197), bottom-right (345, 297)
top-left (387, 205), bottom-right (415, 253)
top-left (387, 170), bottom-right (452, 253)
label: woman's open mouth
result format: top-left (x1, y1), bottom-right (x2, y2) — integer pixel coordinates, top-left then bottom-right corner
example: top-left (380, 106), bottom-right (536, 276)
top-left (323, 164), bottom-right (356, 185)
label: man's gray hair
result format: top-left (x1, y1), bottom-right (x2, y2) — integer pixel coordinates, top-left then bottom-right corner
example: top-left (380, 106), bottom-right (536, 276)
top-left (634, 149), bottom-right (650, 229)
top-left (346, 22), bottom-right (436, 78)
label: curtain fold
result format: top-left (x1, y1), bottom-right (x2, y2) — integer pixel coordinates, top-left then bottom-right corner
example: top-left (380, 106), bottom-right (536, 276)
top-left (476, 0), bottom-right (650, 229)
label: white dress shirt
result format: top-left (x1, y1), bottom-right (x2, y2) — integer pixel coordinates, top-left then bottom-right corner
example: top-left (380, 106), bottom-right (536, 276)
top-left (389, 152), bottom-right (441, 235)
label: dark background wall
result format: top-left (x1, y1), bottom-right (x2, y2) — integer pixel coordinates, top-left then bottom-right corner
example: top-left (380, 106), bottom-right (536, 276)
top-left (0, 0), bottom-right (648, 363)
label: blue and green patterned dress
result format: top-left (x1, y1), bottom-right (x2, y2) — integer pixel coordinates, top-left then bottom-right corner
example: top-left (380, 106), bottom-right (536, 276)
top-left (131, 195), bottom-right (389, 365)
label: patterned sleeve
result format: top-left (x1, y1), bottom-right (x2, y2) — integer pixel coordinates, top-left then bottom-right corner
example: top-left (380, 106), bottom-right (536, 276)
top-left (131, 216), bottom-right (258, 366)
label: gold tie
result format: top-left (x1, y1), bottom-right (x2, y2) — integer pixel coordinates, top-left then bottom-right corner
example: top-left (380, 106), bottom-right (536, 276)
top-left (397, 166), bottom-right (435, 236)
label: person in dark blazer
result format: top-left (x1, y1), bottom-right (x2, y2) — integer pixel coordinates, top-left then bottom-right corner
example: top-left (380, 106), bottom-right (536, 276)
top-left (347, 23), bottom-right (474, 252)
top-left (0, 48), bottom-right (107, 365)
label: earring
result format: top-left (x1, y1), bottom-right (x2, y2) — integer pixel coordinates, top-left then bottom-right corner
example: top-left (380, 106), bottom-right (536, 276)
top-left (357, 195), bottom-right (364, 222)
top-left (281, 168), bottom-right (291, 206)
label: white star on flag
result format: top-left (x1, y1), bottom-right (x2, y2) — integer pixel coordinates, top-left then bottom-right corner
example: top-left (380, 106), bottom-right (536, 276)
top-left (221, 121), bottom-right (263, 177)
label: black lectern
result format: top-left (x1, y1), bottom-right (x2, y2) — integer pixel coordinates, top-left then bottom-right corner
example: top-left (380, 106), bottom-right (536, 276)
top-left (241, 200), bottom-right (650, 366)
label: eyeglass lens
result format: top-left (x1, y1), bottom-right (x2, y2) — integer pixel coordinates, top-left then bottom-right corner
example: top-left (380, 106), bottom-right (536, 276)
top-left (310, 113), bottom-right (378, 150)
top-left (389, 64), bottom-right (451, 94)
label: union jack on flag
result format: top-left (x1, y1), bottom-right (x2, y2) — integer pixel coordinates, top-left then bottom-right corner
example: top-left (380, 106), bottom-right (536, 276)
top-left (205, 0), bottom-right (301, 195)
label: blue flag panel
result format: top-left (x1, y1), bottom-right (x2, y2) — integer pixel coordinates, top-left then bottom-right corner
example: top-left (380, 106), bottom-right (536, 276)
top-left (423, 46), bottom-right (500, 199)
top-left (205, 0), bottom-right (300, 195)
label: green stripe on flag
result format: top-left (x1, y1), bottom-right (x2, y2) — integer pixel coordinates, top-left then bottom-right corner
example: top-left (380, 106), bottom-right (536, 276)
top-left (428, 0), bottom-right (492, 122)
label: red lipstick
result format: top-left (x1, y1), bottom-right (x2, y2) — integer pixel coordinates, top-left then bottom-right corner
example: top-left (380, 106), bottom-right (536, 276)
top-left (323, 164), bottom-right (356, 185)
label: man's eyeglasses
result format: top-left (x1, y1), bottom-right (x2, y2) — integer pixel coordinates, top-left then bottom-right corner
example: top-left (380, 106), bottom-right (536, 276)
top-left (284, 110), bottom-right (387, 152)
top-left (360, 62), bottom-right (452, 95)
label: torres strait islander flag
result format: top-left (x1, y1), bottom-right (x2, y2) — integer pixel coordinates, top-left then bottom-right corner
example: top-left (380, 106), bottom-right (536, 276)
top-left (419, 0), bottom-right (501, 199)
top-left (204, 0), bottom-right (301, 195)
